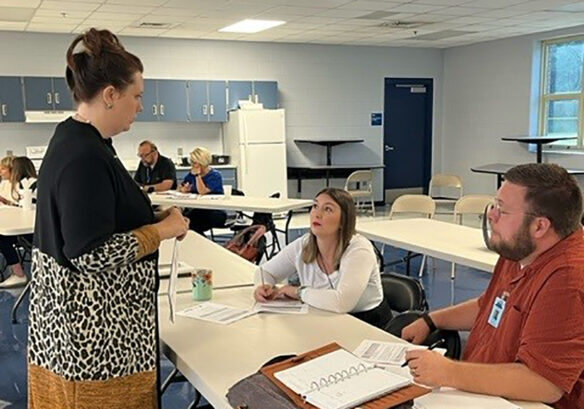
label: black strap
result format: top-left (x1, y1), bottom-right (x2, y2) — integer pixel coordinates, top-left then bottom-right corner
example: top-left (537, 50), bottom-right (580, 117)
top-left (421, 312), bottom-right (437, 333)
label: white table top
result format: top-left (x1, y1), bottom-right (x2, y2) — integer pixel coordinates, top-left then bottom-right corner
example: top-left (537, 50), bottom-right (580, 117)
top-left (357, 218), bottom-right (499, 272)
top-left (157, 231), bottom-right (255, 293)
top-left (149, 192), bottom-right (312, 213)
top-left (0, 206), bottom-right (35, 236)
top-left (158, 287), bottom-right (547, 409)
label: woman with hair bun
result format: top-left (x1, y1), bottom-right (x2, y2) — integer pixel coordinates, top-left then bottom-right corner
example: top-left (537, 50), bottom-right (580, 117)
top-left (28, 28), bottom-right (188, 408)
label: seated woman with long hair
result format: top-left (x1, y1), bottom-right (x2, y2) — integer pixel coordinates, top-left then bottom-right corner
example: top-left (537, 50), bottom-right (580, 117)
top-left (0, 156), bottom-right (37, 288)
top-left (253, 187), bottom-right (390, 328)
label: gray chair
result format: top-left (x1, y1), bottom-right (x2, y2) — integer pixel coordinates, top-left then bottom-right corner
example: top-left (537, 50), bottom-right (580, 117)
top-left (344, 170), bottom-right (375, 216)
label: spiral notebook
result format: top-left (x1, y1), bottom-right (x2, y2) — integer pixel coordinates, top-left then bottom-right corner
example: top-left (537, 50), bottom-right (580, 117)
top-left (261, 343), bottom-right (430, 409)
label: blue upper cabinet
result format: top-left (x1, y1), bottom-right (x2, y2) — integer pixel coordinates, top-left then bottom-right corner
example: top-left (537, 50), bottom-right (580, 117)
top-left (52, 78), bottom-right (74, 110)
top-left (187, 80), bottom-right (227, 122)
top-left (23, 77), bottom-right (74, 111)
top-left (157, 80), bottom-right (188, 122)
top-left (187, 80), bottom-right (208, 122)
top-left (137, 79), bottom-right (187, 122)
top-left (138, 79), bottom-right (159, 122)
top-left (0, 77), bottom-right (25, 122)
top-left (227, 81), bottom-right (253, 111)
top-left (24, 77), bottom-right (53, 110)
top-left (253, 81), bottom-right (278, 109)
top-left (208, 81), bottom-right (227, 122)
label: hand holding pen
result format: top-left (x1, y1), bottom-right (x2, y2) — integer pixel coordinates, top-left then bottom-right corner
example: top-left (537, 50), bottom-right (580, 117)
top-left (253, 266), bottom-right (278, 302)
top-left (403, 339), bottom-right (451, 387)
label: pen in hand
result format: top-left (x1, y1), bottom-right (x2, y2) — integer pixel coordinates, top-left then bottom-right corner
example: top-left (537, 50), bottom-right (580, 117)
top-left (401, 338), bottom-right (445, 367)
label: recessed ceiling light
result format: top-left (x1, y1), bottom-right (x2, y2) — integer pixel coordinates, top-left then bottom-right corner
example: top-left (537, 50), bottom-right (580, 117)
top-left (219, 19), bottom-right (285, 34)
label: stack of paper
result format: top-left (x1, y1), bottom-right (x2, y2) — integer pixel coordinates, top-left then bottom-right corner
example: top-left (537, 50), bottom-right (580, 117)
top-left (177, 302), bottom-right (257, 325)
top-left (253, 300), bottom-right (308, 314)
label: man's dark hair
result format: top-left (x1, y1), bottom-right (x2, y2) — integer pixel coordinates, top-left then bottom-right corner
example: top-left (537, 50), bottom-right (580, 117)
top-left (505, 163), bottom-right (583, 238)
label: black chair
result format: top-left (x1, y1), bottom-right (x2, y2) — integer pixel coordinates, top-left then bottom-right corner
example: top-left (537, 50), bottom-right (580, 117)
top-left (230, 191), bottom-right (283, 260)
top-left (385, 311), bottom-right (462, 359)
top-left (381, 273), bottom-right (429, 313)
top-left (208, 188), bottom-right (245, 242)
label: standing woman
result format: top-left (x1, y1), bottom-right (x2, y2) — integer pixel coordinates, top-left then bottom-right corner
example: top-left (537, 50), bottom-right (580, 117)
top-left (29, 28), bottom-right (189, 409)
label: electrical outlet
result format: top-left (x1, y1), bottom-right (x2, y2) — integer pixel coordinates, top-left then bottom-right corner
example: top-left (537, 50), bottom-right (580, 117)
top-left (177, 147), bottom-right (183, 156)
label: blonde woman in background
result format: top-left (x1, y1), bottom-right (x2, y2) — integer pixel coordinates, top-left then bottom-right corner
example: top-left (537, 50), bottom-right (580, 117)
top-left (179, 146), bottom-right (227, 235)
top-left (0, 155), bottom-right (15, 205)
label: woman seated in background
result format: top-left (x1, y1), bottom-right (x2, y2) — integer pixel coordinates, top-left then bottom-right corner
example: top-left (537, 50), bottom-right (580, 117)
top-left (179, 147), bottom-right (227, 235)
top-left (253, 187), bottom-right (390, 328)
top-left (0, 155), bottom-right (15, 205)
top-left (0, 156), bottom-right (38, 288)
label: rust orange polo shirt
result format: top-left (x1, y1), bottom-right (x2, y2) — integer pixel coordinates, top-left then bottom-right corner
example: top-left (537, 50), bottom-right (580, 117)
top-left (464, 230), bottom-right (584, 409)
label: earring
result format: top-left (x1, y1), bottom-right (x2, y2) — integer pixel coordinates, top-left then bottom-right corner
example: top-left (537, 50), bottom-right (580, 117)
top-left (106, 103), bottom-right (113, 109)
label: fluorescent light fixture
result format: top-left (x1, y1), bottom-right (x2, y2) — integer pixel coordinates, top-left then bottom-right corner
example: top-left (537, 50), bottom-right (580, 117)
top-left (219, 19), bottom-right (285, 33)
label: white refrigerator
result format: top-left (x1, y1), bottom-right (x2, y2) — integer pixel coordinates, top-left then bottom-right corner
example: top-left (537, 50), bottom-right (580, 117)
top-left (223, 109), bottom-right (288, 198)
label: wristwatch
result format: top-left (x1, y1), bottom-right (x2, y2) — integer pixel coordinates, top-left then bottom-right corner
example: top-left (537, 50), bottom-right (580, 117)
top-left (296, 286), bottom-right (306, 300)
top-left (421, 312), bottom-right (437, 333)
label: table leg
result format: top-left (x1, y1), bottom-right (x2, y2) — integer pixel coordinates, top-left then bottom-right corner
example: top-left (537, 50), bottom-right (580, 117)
top-left (497, 174), bottom-right (503, 189)
top-left (326, 145), bottom-right (332, 166)
top-left (536, 144), bottom-right (542, 163)
top-left (326, 169), bottom-right (330, 187)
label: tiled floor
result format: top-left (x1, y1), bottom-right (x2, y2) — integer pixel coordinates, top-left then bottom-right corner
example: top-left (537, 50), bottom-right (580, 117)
top-left (0, 206), bottom-right (492, 408)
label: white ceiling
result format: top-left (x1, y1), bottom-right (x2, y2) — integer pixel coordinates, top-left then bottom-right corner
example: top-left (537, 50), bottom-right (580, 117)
top-left (0, 0), bottom-right (583, 48)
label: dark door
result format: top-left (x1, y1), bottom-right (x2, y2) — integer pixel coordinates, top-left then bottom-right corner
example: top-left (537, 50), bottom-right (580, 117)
top-left (384, 78), bottom-right (433, 195)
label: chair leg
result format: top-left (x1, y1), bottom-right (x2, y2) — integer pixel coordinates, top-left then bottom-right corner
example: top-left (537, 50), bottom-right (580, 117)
top-left (450, 262), bottom-right (456, 280)
top-left (11, 281), bottom-right (32, 324)
top-left (370, 197), bottom-right (375, 217)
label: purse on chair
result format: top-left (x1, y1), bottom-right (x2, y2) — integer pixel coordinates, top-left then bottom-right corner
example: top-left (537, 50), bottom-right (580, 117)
top-left (225, 224), bottom-right (267, 263)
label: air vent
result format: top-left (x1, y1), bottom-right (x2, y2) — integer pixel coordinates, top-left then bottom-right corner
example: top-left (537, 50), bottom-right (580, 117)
top-left (138, 22), bottom-right (172, 29)
top-left (377, 21), bottom-right (426, 29)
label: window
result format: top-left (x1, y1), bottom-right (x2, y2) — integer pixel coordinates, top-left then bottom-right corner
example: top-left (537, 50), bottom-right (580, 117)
top-left (539, 36), bottom-right (584, 149)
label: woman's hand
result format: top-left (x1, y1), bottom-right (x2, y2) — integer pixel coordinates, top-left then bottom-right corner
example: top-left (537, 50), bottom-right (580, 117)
top-left (254, 284), bottom-right (279, 302)
top-left (178, 182), bottom-right (191, 193)
top-left (153, 207), bottom-right (189, 241)
top-left (278, 285), bottom-right (300, 300)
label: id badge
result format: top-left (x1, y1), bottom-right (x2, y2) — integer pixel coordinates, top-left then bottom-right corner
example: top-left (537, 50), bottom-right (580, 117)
top-left (488, 296), bottom-right (506, 328)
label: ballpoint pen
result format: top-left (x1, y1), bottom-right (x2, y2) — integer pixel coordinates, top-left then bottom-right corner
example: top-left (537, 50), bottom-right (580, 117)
top-left (259, 266), bottom-right (266, 288)
top-left (401, 338), bottom-right (445, 367)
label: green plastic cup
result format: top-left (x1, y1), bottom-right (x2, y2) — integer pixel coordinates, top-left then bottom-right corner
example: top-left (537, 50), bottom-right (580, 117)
top-left (192, 268), bottom-right (213, 301)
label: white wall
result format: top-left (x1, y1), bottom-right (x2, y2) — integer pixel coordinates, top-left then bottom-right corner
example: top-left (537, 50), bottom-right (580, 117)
top-left (0, 31), bottom-right (444, 200)
top-left (442, 24), bottom-right (584, 196)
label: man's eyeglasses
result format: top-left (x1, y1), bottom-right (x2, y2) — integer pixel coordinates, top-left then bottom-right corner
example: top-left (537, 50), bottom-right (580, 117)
top-left (138, 150), bottom-right (155, 159)
top-left (487, 202), bottom-right (539, 218)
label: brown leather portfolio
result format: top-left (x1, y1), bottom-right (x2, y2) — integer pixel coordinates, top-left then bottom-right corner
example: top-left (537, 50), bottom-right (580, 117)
top-left (260, 342), bottom-right (431, 409)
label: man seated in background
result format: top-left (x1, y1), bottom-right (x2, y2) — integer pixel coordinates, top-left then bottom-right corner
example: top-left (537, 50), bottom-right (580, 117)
top-left (402, 163), bottom-right (584, 409)
top-left (134, 140), bottom-right (177, 193)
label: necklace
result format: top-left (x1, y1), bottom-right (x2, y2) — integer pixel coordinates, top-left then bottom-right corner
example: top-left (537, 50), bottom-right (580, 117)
top-left (74, 112), bottom-right (91, 124)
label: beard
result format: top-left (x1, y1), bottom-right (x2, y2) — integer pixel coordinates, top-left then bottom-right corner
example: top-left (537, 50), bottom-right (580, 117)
top-left (488, 217), bottom-right (536, 261)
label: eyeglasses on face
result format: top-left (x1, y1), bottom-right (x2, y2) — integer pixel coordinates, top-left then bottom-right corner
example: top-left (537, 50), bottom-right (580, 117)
top-left (487, 202), bottom-right (538, 218)
top-left (137, 150), bottom-right (154, 159)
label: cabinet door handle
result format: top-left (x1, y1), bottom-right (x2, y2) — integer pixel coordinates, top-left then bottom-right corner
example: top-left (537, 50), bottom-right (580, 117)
top-left (152, 104), bottom-right (158, 116)
top-left (209, 104), bottom-right (214, 116)
top-left (202, 104), bottom-right (208, 116)
top-left (159, 104), bottom-right (165, 116)
top-left (54, 92), bottom-right (60, 105)
top-left (1, 104), bottom-right (7, 116)
top-left (47, 92), bottom-right (52, 105)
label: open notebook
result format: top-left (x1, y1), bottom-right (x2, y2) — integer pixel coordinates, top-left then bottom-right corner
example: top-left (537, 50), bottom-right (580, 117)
top-left (274, 348), bottom-right (411, 409)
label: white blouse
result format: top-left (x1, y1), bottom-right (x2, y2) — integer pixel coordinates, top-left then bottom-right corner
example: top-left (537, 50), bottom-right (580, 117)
top-left (254, 233), bottom-right (383, 313)
top-left (0, 179), bottom-right (16, 204)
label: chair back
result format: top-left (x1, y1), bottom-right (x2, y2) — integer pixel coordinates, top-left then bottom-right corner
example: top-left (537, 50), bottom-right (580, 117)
top-left (344, 170), bottom-right (374, 197)
top-left (429, 174), bottom-right (463, 201)
top-left (384, 311), bottom-right (462, 359)
top-left (453, 194), bottom-right (494, 224)
top-left (381, 273), bottom-right (428, 313)
top-left (389, 194), bottom-right (435, 219)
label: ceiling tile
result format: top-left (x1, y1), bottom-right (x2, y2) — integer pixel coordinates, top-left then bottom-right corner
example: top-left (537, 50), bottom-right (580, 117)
top-left (0, 6), bottom-right (35, 21)
top-left (337, 1), bottom-right (406, 11)
top-left (0, 0), bottom-right (40, 6)
top-left (40, 1), bottom-right (101, 11)
top-left (87, 12), bottom-right (144, 21)
top-left (388, 3), bottom-right (449, 13)
top-left (34, 9), bottom-right (93, 18)
top-left (462, 0), bottom-right (526, 8)
top-left (315, 8), bottom-right (375, 18)
top-left (0, 21), bottom-right (26, 29)
top-left (96, 4), bottom-right (156, 14)
top-left (106, 0), bottom-right (167, 5)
